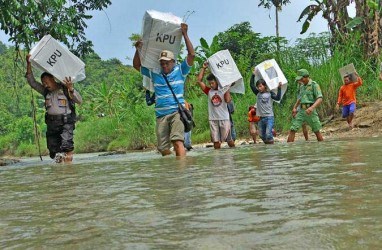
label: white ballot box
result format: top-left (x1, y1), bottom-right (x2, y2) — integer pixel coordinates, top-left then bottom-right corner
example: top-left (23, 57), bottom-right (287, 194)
top-left (254, 59), bottom-right (288, 103)
top-left (29, 35), bottom-right (86, 83)
top-left (207, 50), bottom-right (245, 94)
top-left (142, 75), bottom-right (154, 92)
top-left (339, 63), bottom-right (357, 83)
top-left (140, 10), bottom-right (183, 70)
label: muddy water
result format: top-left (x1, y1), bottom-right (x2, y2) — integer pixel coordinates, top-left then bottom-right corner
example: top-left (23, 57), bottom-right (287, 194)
top-left (1, 137), bottom-right (382, 249)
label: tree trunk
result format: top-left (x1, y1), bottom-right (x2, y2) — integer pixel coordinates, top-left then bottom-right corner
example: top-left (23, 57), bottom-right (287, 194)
top-left (275, 6), bottom-right (280, 52)
top-left (354, 0), bottom-right (380, 63)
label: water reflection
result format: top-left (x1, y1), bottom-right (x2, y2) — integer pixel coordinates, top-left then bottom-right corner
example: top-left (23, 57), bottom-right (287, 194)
top-left (1, 137), bottom-right (382, 248)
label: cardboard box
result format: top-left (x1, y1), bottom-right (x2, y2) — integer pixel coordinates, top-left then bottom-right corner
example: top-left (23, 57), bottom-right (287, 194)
top-left (254, 59), bottom-right (288, 103)
top-left (339, 63), bottom-right (357, 82)
top-left (140, 10), bottom-right (183, 71)
top-left (207, 50), bottom-right (245, 94)
top-left (29, 35), bottom-right (86, 83)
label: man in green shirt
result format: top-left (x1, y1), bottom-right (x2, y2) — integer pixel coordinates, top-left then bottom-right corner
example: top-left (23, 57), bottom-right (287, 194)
top-left (287, 69), bottom-right (324, 142)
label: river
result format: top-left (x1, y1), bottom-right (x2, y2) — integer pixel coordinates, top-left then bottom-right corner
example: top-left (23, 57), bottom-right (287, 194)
top-left (1, 137), bottom-right (382, 249)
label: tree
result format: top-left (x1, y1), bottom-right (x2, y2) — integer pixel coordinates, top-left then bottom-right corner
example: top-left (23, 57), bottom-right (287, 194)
top-left (214, 22), bottom-right (288, 71)
top-left (0, 0), bottom-right (112, 56)
top-left (297, 0), bottom-right (381, 63)
top-left (258, 0), bottom-right (291, 51)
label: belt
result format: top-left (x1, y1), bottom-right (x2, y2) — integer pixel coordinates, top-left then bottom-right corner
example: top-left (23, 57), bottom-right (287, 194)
top-left (301, 103), bottom-right (312, 110)
top-left (45, 114), bottom-right (65, 121)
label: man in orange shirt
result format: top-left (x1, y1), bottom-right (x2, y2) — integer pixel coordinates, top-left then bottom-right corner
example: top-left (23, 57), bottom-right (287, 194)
top-left (336, 73), bottom-right (362, 129)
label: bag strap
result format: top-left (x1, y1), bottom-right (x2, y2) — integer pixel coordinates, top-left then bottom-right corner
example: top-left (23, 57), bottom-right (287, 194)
top-left (162, 73), bottom-right (182, 108)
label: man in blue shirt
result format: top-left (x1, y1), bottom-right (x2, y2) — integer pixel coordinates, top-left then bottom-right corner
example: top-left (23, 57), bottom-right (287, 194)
top-left (133, 23), bottom-right (195, 157)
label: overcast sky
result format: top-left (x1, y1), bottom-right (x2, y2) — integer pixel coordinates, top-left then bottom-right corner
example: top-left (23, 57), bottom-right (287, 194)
top-left (0, 1), bottom-right (355, 65)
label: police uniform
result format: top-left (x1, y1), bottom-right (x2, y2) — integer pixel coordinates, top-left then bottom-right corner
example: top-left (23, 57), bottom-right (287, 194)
top-left (26, 73), bottom-right (82, 159)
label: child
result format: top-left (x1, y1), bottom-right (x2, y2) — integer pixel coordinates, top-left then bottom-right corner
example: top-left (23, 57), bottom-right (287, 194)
top-left (25, 54), bottom-right (82, 163)
top-left (248, 105), bottom-right (260, 143)
top-left (197, 62), bottom-right (235, 149)
top-left (250, 73), bottom-right (281, 144)
top-left (336, 73), bottom-right (362, 129)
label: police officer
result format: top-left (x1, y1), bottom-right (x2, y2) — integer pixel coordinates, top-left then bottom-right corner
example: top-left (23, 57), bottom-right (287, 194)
top-left (26, 54), bottom-right (82, 163)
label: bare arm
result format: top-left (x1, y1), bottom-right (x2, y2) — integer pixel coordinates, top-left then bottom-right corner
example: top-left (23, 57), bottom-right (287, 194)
top-left (224, 90), bottom-right (232, 103)
top-left (306, 97), bottom-right (322, 115)
top-left (181, 23), bottom-right (195, 66)
top-left (133, 40), bottom-right (142, 71)
top-left (292, 99), bottom-right (301, 118)
top-left (197, 62), bottom-right (208, 92)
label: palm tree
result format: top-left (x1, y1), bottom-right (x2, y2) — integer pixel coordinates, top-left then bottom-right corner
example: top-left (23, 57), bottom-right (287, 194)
top-left (258, 0), bottom-right (291, 52)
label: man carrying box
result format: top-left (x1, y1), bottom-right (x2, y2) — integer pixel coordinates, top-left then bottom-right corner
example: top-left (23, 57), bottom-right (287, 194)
top-left (26, 54), bottom-right (83, 163)
top-left (133, 23), bottom-right (195, 157)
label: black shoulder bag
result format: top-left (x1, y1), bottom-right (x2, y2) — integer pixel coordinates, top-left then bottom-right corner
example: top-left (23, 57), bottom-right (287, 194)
top-left (162, 74), bottom-right (195, 132)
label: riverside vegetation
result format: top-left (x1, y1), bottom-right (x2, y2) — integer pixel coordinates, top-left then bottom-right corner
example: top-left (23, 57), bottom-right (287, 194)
top-left (1, 22), bottom-right (381, 158)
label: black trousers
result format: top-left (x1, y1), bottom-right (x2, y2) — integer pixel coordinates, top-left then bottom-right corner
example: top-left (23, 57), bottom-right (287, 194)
top-left (45, 116), bottom-right (75, 159)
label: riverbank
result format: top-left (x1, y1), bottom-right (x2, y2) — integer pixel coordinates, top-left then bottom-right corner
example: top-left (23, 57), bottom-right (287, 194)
top-left (1, 101), bottom-right (381, 166)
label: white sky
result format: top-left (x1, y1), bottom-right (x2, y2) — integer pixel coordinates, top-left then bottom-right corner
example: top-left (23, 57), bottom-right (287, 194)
top-left (0, 1), bottom-right (355, 65)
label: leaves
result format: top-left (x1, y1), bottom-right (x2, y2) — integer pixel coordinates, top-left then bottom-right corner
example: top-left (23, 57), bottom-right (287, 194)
top-left (345, 17), bottom-right (364, 29)
top-left (0, 0), bottom-right (111, 56)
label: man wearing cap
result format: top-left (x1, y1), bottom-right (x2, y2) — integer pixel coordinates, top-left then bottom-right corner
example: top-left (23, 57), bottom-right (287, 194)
top-left (133, 23), bottom-right (195, 157)
top-left (287, 69), bottom-right (324, 142)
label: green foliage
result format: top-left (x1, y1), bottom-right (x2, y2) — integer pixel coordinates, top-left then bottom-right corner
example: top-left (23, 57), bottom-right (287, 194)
top-left (0, 133), bottom-right (16, 155)
top-left (74, 117), bottom-right (119, 153)
top-left (15, 142), bottom-right (42, 157)
top-left (345, 17), bottom-right (364, 29)
top-left (0, 0), bottom-right (111, 56)
top-left (1, 20), bottom-right (382, 157)
top-left (297, 3), bottom-right (323, 34)
top-left (214, 22), bottom-right (288, 71)
top-left (14, 116), bottom-right (35, 142)
top-left (258, 0), bottom-right (291, 9)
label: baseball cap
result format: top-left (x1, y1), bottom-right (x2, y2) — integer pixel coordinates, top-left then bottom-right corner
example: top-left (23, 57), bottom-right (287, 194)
top-left (158, 50), bottom-right (175, 61)
top-left (295, 69), bottom-right (309, 81)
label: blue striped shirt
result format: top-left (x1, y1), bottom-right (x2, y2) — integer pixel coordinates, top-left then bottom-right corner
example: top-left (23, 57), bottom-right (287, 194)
top-left (141, 60), bottom-right (191, 118)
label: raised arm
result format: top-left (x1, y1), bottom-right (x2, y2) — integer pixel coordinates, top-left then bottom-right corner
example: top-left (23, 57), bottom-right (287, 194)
top-left (197, 62), bottom-right (208, 92)
top-left (271, 82), bottom-right (282, 101)
top-left (181, 23), bottom-right (195, 66)
top-left (354, 73), bottom-right (362, 88)
top-left (63, 77), bottom-right (82, 104)
top-left (25, 54), bottom-right (45, 95)
top-left (133, 40), bottom-right (142, 72)
top-left (249, 74), bottom-right (259, 95)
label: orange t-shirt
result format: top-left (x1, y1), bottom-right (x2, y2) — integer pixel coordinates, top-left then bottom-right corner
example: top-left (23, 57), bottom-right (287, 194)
top-left (337, 77), bottom-right (362, 106)
top-left (248, 107), bottom-right (260, 122)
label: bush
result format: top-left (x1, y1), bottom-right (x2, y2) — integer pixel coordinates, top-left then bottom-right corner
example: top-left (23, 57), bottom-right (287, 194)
top-left (15, 142), bottom-right (43, 157)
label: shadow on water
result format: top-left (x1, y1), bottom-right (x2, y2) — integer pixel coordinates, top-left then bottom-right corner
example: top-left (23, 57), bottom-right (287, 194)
top-left (1, 137), bottom-right (382, 249)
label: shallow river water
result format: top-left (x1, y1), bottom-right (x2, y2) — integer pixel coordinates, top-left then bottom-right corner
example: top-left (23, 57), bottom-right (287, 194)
top-left (1, 137), bottom-right (382, 249)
